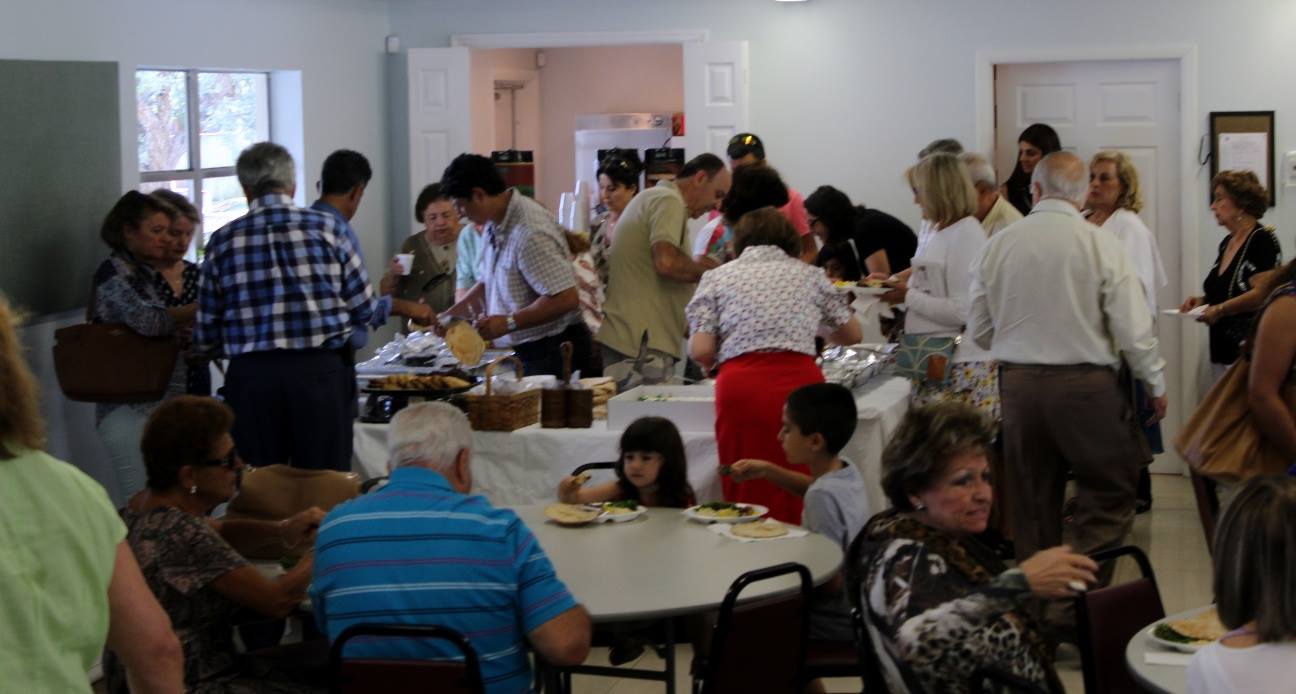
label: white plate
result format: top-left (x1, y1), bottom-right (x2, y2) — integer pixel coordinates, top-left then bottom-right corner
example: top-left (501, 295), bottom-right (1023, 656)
top-left (1161, 306), bottom-right (1206, 319)
top-left (683, 503), bottom-right (769, 524)
top-left (594, 505), bottom-right (647, 523)
top-left (1146, 606), bottom-right (1219, 653)
top-left (834, 284), bottom-right (891, 296)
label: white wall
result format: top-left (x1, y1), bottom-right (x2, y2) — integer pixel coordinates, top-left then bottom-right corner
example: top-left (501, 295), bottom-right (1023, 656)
top-left (468, 48), bottom-right (541, 158)
top-left (2, 0), bottom-right (392, 499)
top-left (536, 44), bottom-right (683, 210)
top-left (389, 0), bottom-right (1296, 262)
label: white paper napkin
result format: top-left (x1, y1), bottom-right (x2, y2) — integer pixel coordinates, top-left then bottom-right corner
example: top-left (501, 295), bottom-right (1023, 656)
top-left (707, 521), bottom-right (810, 543)
top-left (1144, 651), bottom-right (1193, 667)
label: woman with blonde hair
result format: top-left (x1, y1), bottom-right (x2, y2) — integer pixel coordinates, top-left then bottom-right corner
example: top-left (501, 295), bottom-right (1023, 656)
top-left (0, 296), bottom-right (183, 693)
top-left (1085, 151), bottom-right (1169, 512)
top-left (882, 153), bottom-right (998, 419)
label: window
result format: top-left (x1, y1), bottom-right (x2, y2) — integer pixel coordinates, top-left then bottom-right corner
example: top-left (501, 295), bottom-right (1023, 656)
top-left (136, 69), bottom-right (270, 248)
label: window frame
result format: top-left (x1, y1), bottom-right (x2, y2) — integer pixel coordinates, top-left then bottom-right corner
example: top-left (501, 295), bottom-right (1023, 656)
top-left (136, 68), bottom-right (273, 244)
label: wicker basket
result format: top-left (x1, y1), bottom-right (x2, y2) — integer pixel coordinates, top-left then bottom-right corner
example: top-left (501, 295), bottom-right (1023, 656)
top-left (463, 356), bottom-right (541, 431)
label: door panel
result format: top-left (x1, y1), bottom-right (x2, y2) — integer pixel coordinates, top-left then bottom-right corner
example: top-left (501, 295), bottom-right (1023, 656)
top-left (683, 41), bottom-right (749, 160)
top-left (407, 48), bottom-right (472, 216)
top-left (997, 59), bottom-right (1183, 473)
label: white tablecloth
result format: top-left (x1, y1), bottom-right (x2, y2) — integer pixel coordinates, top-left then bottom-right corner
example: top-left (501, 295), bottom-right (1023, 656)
top-left (353, 376), bottom-right (911, 513)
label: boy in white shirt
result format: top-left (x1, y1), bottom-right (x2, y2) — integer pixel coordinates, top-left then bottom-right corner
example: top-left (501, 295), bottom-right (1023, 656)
top-left (728, 382), bottom-right (868, 641)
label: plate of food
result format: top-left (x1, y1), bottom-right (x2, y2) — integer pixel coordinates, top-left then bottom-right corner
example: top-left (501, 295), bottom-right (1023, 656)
top-left (683, 502), bottom-right (769, 524)
top-left (544, 503), bottom-right (601, 526)
top-left (595, 500), bottom-right (647, 523)
top-left (730, 519), bottom-right (790, 539)
top-left (362, 372), bottom-right (478, 395)
top-left (1147, 606), bottom-right (1226, 653)
top-left (833, 279), bottom-right (892, 296)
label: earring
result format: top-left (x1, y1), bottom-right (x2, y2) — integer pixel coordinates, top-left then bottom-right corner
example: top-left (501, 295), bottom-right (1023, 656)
top-left (914, 502), bottom-right (927, 511)
top-left (189, 485), bottom-right (198, 495)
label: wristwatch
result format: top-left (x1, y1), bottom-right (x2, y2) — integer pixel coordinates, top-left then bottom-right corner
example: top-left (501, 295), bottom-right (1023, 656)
top-left (505, 314), bottom-right (517, 333)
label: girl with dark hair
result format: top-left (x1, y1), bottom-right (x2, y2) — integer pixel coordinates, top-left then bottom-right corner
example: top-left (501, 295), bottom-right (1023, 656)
top-left (91, 190), bottom-right (196, 503)
top-left (558, 416), bottom-right (695, 508)
top-left (805, 185), bottom-right (917, 277)
top-left (1001, 123), bottom-right (1062, 214)
top-left (694, 162), bottom-right (789, 264)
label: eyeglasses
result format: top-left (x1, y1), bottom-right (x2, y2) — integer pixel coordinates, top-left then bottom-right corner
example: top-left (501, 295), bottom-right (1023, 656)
top-left (198, 448), bottom-right (242, 470)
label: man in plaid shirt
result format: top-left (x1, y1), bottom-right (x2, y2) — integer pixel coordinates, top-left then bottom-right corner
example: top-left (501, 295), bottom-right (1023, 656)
top-left (438, 154), bottom-right (596, 377)
top-left (194, 142), bottom-right (377, 471)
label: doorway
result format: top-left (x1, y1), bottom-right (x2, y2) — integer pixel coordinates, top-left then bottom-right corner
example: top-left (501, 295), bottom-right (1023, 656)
top-left (991, 56), bottom-right (1190, 474)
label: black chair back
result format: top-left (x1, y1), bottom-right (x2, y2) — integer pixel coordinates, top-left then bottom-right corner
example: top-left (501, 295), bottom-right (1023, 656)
top-left (571, 461), bottom-right (616, 477)
top-left (328, 623), bottom-right (485, 694)
top-left (1076, 545), bottom-right (1165, 694)
top-left (969, 666), bottom-right (1049, 694)
top-left (696, 562), bottom-right (812, 694)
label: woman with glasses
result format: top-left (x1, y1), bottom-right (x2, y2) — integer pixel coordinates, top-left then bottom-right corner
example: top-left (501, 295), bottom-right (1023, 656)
top-left (108, 395), bottom-right (325, 694)
top-left (386, 183), bottom-right (464, 326)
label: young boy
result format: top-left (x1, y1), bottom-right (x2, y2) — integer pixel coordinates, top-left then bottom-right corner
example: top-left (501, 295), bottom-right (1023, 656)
top-left (728, 382), bottom-right (867, 642)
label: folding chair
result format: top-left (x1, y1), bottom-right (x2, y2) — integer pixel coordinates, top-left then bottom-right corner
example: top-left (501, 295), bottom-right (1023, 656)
top-left (328, 623), bottom-right (485, 694)
top-left (1075, 545), bottom-right (1165, 694)
top-left (692, 562), bottom-right (813, 694)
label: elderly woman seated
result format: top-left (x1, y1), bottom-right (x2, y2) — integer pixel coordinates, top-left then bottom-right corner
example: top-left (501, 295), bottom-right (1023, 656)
top-left (850, 402), bottom-right (1097, 693)
top-left (1187, 476), bottom-right (1296, 693)
top-left (107, 395), bottom-right (325, 694)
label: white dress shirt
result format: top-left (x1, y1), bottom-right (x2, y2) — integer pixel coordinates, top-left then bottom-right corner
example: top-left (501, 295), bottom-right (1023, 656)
top-left (1098, 208), bottom-right (1168, 319)
top-left (903, 216), bottom-right (990, 363)
top-left (967, 199), bottom-right (1167, 396)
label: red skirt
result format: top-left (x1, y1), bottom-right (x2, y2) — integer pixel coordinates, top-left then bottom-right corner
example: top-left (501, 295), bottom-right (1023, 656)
top-left (715, 351), bottom-right (824, 524)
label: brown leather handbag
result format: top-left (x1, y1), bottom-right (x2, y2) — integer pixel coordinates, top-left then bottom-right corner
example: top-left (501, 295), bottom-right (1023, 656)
top-left (52, 290), bottom-right (180, 403)
top-left (1175, 357), bottom-right (1296, 483)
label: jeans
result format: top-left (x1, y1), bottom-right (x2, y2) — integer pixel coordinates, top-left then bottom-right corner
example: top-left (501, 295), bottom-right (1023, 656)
top-left (98, 405), bottom-right (151, 503)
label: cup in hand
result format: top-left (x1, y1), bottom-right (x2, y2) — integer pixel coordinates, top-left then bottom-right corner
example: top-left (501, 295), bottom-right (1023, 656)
top-left (395, 253), bottom-right (414, 275)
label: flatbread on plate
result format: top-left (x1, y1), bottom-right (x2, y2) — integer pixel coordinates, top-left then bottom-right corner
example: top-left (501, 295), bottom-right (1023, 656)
top-left (544, 503), bottom-right (599, 525)
top-left (731, 520), bottom-right (789, 539)
top-left (445, 320), bottom-right (486, 366)
top-left (1167, 608), bottom-right (1226, 642)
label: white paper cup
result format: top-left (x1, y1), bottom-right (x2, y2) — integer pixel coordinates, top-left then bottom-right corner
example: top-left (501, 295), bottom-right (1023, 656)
top-left (395, 253), bottom-right (414, 275)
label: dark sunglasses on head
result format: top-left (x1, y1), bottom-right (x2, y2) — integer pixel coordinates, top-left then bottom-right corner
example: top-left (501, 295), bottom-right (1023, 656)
top-left (729, 134), bottom-right (758, 147)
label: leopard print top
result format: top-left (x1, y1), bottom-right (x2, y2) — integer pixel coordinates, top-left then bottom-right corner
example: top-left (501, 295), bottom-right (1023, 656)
top-left (851, 510), bottom-right (1061, 693)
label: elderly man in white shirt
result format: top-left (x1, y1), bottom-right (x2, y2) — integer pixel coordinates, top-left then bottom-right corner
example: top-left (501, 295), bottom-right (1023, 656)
top-left (961, 152), bottom-right (1023, 237)
top-left (968, 151), bottom-right (1168, 593)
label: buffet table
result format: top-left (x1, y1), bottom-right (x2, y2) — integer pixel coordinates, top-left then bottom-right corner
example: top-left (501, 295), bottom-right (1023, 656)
top-left (352, 376), bottom-right (911, 513)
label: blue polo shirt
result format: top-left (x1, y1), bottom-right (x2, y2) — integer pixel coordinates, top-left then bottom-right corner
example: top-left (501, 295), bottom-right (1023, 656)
top-left (311, 466), bottom-right (577, 693)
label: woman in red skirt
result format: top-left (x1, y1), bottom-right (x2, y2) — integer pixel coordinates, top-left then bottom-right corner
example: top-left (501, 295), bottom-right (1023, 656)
top-left (686, 202), bottom-right (862, 523)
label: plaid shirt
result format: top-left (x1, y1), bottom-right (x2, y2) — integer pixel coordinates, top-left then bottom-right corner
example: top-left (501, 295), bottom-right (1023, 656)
top-left (480, 190), bottom-right (578, 347)
top-left (194, 194), bottom-right (376, 357)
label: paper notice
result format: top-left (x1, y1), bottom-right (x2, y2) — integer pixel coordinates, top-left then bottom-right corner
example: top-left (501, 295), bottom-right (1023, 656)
top-left (1218, 132), bottom-right (1269, 190)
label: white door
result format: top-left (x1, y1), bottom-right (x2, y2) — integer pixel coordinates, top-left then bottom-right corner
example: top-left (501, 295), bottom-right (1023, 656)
top-left (996, 59), bottom-right (1184, 473)
top-left (682, 41), bottom-right (750, 159)
top-left (406, 48), bottom-right (473, 215)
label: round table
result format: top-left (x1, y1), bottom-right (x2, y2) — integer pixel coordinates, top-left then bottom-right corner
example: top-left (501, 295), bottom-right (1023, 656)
top-left (1125, 613), bottom-right (1195, 694)
top-left (511, 505), bottom-right (844, 623)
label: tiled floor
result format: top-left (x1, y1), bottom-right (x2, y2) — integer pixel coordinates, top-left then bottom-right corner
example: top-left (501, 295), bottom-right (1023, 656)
top-left (567, 474), bottom-right (1214, 694)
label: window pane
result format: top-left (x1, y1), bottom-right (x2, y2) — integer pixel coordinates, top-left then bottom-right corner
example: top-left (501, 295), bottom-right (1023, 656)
top-left (136, 70), bottom-right (190, 171)
top-left (198, 72), bottom-right (269, 169)
top-left (201, 175), bottom-right (248, 240)
top-left (138, 179), bottom-right (195, 199)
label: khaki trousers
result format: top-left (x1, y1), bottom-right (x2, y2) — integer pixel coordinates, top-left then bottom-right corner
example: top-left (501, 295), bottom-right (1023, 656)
top-left (1000, 364), bottom-right (1148, 586)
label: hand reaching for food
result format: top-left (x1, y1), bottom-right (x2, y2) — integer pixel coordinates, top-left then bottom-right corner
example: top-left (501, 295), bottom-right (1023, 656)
top-left (557, 472), bottom-right (591, 503)
top-left (727, 459), bottom-right (774, 483)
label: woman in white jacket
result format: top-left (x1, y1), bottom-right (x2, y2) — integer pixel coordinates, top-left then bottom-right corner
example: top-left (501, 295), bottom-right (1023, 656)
top-left (882, 153), bottom-right (998, 421)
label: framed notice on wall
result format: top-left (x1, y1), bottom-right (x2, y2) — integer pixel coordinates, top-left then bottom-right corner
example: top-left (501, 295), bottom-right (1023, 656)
top-left (1209, 110), bottom-right (1276, 206)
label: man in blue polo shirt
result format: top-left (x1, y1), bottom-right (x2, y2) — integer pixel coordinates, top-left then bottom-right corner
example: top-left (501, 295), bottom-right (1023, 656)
top-left (311, 402), bottom-right (590, 692)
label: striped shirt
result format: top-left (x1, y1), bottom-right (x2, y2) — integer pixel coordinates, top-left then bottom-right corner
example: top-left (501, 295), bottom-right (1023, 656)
top-left (194, 194), bottom-right (376, 357)
top-left (311, 467), bottom-right (577, 693)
